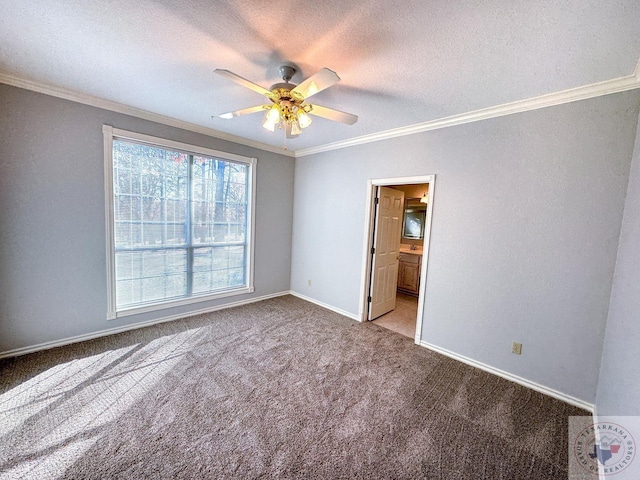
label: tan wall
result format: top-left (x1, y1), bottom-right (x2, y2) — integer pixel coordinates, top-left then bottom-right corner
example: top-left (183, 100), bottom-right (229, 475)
top-left (390, 183), bottom-right (428, 200)
top-left (390, 183), bottom-right (429, 246)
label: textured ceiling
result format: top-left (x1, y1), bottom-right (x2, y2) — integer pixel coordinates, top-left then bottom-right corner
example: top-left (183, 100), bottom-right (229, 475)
top-left (1, 0), bottom-right (639, 153)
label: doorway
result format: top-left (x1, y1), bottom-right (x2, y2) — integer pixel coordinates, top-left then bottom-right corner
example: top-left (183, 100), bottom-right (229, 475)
top-left (359, 175), bottom-right (435, 344)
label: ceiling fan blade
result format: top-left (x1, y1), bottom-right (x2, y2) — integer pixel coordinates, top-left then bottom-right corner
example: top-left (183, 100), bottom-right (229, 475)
top-left (215, 105), bottom-right (267, 119)
top-left (307, 104), bottom-right (358, 125)
top-left (214, 69), bottom-right (272, 97)
top-left (291, 68), bottom-right (340, 99)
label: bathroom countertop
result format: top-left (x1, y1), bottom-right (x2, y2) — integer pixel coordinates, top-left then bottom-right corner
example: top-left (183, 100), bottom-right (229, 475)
top-left (399, 247), bottom-right (423, 255)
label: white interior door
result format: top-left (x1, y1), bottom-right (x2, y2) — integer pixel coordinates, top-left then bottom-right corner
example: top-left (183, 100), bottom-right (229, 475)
top-left (368, 186), bottom-right (404, 320)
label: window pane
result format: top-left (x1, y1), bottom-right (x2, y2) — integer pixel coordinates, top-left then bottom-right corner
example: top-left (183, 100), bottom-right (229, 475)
top-left (113, 141), bottom-right (188, 248)
top-left (192, 158), bottom-right (247, 245)
top-left (192, 246), bottom-right (246, 294)
top-left (115, 249), bottom-right (187, 306)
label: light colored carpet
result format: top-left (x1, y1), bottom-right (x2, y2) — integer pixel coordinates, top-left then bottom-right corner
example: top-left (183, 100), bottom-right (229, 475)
top-left (0, 295), bottom-right (588, 479)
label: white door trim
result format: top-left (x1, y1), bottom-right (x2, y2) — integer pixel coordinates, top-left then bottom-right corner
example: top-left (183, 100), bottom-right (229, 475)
top-left (359, 175), bottom-right (436, 345)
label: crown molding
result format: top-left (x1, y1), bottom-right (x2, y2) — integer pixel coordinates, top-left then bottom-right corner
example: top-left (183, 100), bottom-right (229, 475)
top-left (3, 60), bottom-right (639, 160)
top-left (0, 72), bottom-right (295, 158)
top-left (295, 59), bottom-right (640, 158)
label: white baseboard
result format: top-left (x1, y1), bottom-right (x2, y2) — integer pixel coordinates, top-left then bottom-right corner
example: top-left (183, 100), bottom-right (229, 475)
top-left (419, 340), bottom-right (595, 413)
top-left (0, 291), bottom-right (290, 360)
top-left (288, 291), bottom-right (360, 321)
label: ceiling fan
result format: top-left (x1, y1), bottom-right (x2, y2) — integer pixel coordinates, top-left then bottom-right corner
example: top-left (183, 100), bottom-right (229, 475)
top-left (213, 65), bottom-right (358, 138)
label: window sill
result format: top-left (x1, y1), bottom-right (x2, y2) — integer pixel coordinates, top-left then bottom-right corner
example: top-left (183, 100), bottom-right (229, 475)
top-left (109, 286), bottom-right (254, 320)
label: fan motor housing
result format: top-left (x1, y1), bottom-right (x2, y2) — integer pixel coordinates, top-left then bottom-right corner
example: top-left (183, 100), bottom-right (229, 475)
top-left (269, 86), bottom-right (304, 105)
top-left (269, 82), bottom-right (296, 92)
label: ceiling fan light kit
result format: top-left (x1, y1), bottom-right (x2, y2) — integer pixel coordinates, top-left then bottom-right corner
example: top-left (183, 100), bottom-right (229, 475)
top-left (214, 65), bottom-right (357, 140)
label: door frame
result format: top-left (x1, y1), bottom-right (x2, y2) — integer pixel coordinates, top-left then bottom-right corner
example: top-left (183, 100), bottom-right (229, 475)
top-left (358, 175), bottom-right (436, 345)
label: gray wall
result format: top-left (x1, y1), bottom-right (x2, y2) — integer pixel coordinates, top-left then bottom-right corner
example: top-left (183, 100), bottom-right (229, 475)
top-left (0, 84), bottom-right (294, 353)
top-left (596, 110), bottom-right (640, 415)
top-left (290, 91), bottom-right (640, 404)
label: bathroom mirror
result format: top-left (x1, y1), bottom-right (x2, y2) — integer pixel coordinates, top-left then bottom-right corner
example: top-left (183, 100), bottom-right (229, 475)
top-left (402, 199), bottom-right (426, 240)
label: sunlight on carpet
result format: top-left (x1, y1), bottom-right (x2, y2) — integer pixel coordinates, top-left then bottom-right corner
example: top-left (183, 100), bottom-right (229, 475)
top-left (0, 328), bottom-right (204, 480)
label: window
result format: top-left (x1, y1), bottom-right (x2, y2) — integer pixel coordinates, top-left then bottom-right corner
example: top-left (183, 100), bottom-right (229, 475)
top-left (103, 126), bottom-right (256, 318)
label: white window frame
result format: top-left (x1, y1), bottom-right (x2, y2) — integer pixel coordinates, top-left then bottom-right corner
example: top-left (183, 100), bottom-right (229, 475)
top-left (103, 125), bottom-right (257, 319)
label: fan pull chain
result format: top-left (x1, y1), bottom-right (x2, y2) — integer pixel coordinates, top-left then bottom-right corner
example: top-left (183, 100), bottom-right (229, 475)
top-left (282, 124), bottom-right (287, 151)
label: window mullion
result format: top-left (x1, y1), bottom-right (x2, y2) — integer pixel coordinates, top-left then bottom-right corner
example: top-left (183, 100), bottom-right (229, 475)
top-left (186, 154), bottom-right (194, 296)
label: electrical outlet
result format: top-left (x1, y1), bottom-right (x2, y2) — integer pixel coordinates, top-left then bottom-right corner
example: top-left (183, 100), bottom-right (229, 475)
top-left (512, 342), bottom-right (522, 355)
top-left (307, 279), bottom-right (312, 286)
